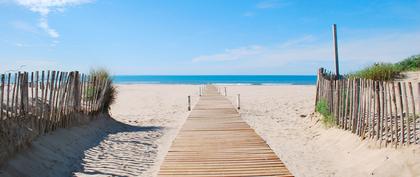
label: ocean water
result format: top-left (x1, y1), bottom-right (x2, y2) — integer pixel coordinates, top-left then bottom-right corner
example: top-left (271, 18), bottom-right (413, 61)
top-left (112, 75), bottom-right (316, 85)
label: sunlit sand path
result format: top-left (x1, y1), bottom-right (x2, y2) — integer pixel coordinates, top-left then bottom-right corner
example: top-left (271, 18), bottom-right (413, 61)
top-left (158, 85), bottom-right (293, 177)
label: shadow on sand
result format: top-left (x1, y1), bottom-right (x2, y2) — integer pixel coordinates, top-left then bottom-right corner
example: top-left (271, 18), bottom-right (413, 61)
top-left (0, 115), bottom-right (164, 177)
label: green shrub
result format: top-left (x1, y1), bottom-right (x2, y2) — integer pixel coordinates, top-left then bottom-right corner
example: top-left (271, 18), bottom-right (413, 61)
top-left (350, 63), bottom-right (401, 81)
top-left (395, 55), bottom-right (420, 71)
top-left (316, 99), bottom-right (336, 127)
top-left (90, 68), bottom-right (117, 113)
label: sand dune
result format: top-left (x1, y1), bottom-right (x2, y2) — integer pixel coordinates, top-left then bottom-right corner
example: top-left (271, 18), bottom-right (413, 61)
top-left (224, 85), bottom-right (420, 177)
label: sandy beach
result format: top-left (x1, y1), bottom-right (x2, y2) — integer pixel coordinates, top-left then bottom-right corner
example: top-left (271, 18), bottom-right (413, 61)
top-left (0, 84), bottom-right (419, 177)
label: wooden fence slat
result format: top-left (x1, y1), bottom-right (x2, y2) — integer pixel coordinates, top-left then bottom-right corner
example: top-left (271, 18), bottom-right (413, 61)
top-left (397, 82), bottom-right (405, 146)
top-left (30, 72), bottom-right (34, 114)
top-left (383, 82), bottom-right (389, 146)
top-left (366, 80), bottom-right (372, 138)
top-left (417, 83), bottom-right (420, 144)
top-left (402, 82), bottom-right (410, 145)
top-left (1, 74), bottom-right (4, 120)
top-left (15, 73), bottom-right (21, 117)
top-left (408, 82), bottom-right (416, 144)
top-left (6, 73), bottom-right (11, 119)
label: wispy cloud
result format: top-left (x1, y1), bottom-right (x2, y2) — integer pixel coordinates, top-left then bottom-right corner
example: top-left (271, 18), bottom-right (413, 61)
top-left (256, 0), bottom-right (287, 9)
top-left (11, 20), bottom-right (38, 33)
top-left (0, 59), bottom-right (59, 73)
top-left (15, 0), bottom-right (93, 38)
top-left (191, 31), bottom-right (420, 74)
top-left (192, 46), bottom-right (264, 62)
top-left (243, 11), bottom-right (255, 17)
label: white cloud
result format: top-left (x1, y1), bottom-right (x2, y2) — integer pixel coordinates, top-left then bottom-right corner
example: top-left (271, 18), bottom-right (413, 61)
top-left (15, 0), bottom-right (93, 38)
top-left (192, 46), bottom-right (263, 62)
top-left (38, 17), bottom-right (59, 38)
top-left (256, 0), bottom-right (286, 9)
top-left (191, 31), bottom-right (420, 74)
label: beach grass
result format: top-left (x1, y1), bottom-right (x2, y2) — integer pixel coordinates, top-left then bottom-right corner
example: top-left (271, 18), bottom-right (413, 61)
top-left (90, 68), bottom-right (117, 112)
top-left (350, 54), bottom-right (420, 81)
top-left (315, 99), bottom-right (336, 127)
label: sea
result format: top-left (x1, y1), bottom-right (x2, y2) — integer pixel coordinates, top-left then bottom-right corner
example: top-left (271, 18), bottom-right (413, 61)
top-left (112, 75), bottom-right (316, 85)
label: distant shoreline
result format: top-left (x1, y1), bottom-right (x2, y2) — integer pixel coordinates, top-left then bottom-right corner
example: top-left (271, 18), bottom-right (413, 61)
top-left (112, 75), bottom-right (317, 85)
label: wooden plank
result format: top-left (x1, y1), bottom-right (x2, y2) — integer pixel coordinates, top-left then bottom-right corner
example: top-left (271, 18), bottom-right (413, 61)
top-left (158, 85), bottom-right (293, 177)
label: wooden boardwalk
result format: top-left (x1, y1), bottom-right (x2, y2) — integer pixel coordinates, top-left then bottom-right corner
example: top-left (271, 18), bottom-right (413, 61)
top-left (158, 85), bottom-right (293, 177)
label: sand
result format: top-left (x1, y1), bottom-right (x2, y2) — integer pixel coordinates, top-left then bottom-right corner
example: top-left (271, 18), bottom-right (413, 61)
top-left (400, 71), bottom-right (420, 83)
top-left (0, 84), bottom-right (419, 177)
top-left (224, 85), bottom-right (420, 177)
top-left (0, 84), bottom-right (198, 177)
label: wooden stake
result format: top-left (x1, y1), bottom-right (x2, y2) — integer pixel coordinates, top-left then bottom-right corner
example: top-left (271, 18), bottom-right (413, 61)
top-left (402, 82), bottom-right (410, 145)
top-left (188, 96), bottom-right (191, 111)
top-left (397, 82), bottom-right (405, 145)
top-left (408, 82), bottom-right (416, 144)
top-left (237, 94), bottom-right (241, 110)
top-left (0, 74), bottom-right (4, 120)
top-left (332, 24), bottom-right (340, 78)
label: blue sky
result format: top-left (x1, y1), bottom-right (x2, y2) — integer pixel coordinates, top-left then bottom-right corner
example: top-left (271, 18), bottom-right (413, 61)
top-left (1, 0), bottom-right (420, 75)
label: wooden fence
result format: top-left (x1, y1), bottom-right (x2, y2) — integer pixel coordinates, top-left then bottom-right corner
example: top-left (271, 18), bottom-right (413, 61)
top-left (0, 70), bottom-right (111, 163)
top-left (315, 68), bottom-right (419, 147)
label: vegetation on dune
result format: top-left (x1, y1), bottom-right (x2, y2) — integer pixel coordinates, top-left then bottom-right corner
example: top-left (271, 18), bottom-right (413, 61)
top-left (350, 63), bottom-right (401, 81)
top-left (350, 54), bottom-right (420, 81)
top-left (395, 54), bottom-right (420, 71)
top-left (90, 68), bottom-right (117, 113)
top-left (315, 99), bottom-right (336, 127)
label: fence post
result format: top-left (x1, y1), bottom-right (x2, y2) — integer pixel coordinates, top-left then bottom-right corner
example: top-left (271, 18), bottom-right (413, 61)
top-left (332, 24), bottom-right (340, 79)
top-left (224, 87), bottom-right (227, 96)
top-left (0, 74), bottom-right (4, 119)
top-left (188, 96), bottom-right (191, 111)
top-left (73, 71), bottom-right (81, 112)
top-left (21, 72), bottom-right (29, 115)
top-left (237, 94), bottom-right (241, 110)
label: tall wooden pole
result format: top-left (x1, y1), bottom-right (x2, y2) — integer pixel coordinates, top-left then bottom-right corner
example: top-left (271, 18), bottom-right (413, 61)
top-left (333, 24), bottom-right (340, 79)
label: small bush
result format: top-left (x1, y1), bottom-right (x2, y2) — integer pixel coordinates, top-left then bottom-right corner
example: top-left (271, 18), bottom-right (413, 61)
top-left (90, 68), bottom-right (117, 113)
top-left (350, 63), bottom-right (401, 81)
top-left (395, 55), bottom-right (420, 71)
top-left (316, 99), bottom-right (336, 127)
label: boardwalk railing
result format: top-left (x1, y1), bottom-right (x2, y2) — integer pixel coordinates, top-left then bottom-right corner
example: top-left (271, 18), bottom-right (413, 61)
top-left (0, 70), bottom-right (111, 163)
top-left (315, 68), bottom-right (419, 147)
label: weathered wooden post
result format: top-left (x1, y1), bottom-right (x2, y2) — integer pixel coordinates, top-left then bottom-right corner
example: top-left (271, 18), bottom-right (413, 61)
top-left (188, 95), bottom-right (191, 111)
top-left (332, 24), bottom-right (340, 79)
top-left (20, 72), bottom-right (29, 115)
top-left (237, 94), bottom-right (240, 110)
top-left (199, 87), bottom-right (202, 96)
top-left (224, 87), bottom-right (227, 96)
top-left (0, 74), bottom-right (4, 119)
top-left (74, 71), bottom-right (81, 112)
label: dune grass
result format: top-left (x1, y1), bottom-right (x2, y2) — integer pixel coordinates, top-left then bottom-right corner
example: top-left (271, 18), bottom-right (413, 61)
top-left (90, 68), bottom-right (117, 113)
top-left (315, 99), bottom-right (336, 127)
top-left (350, 63), bottom-right (401, 81)
top-left (350, 54), bottom-right (420, 81)
top-left (395, 54), bottom-right (420, 71)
